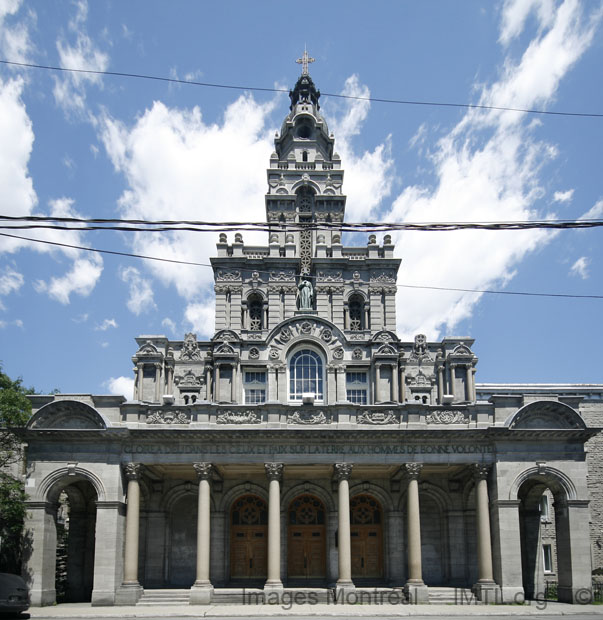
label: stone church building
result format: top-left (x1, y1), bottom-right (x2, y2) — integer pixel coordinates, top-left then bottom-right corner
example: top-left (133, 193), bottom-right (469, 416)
top-left (21, 60), bottom-right (602, 606)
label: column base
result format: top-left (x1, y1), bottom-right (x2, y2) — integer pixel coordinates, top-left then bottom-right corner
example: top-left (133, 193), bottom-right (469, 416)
top-left (190, 581), bottom-right (214, 605)
top-left (264, 582), bottom-right (284, 604)
top-left (91, 589), bottom-right (117, 606)
top-left (29, 588), bottom-right (56, 607)
top-left (472, 580), bottom-right (500, 604)
top-left (404, 580), bottom-right (429, 604)
top-left (335, 579), bottom-right (356, 598)
top-left (558, 585), bottom-right (593, 604)
top-left (115, 582), bottom-right (143, 605)
top-left (496, 586), bottom-right (525, 604)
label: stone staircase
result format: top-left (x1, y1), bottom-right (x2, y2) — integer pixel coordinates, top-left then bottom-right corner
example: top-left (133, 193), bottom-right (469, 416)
top-left (427, 587), bottom-right (482, 605)
top-left (137, 589), bottom-right (190, 606)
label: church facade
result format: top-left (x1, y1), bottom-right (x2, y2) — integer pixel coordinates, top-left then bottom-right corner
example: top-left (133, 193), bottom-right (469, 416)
top-left (21, 63), bottom-right (602, 606)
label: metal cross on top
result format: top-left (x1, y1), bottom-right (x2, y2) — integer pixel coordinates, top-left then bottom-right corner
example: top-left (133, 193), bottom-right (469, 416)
top-left (296, 47), bottom-right (315, 76)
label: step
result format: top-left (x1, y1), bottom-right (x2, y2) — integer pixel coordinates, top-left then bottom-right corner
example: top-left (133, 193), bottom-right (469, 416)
top-left (137, 589), bottom-right (190, 606)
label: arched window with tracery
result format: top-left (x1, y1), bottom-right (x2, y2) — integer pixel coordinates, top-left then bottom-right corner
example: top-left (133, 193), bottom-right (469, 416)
top-left (289, 348), bottom-right (324, 402)
top-left (348, 294), bottom-right (365, 331)
top-left (248, 293), bottom-right (263, 331)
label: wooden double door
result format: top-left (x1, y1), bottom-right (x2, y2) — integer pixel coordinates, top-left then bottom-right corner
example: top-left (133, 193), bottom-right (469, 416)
top-left (350, 495), bottom-right (383, 578)
top-left (287, 495), bottom-right (326, 579)
top-left (230, 495), bottom-right (268, 579)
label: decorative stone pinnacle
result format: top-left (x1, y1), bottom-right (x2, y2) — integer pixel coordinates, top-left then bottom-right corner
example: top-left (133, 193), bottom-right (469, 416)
top-left (265, 462), bottom-right (284, 481)
top-left (193, 462), bottom-right (213, 480)
top-left (473, 463), bottom-right (491, 480)
top-left (296, 46), bottom-right (315, 76)
top-left (405, 463), bottom-right (423, 480)
top-left (123, 462), bottom-right (142, 480)
top-left (334, 463), bottom-right (353, 481)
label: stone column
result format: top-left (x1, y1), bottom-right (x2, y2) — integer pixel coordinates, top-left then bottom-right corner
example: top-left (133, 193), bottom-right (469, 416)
top-left (375, 365), bottom-right (382, 402)
top-left (205, 365), bottom-right (213, 401)
top-left (264, 463), bottom-right (284, 595)
top-left (472, 464), bottom-right (497, 602)
top-left (190, 463), bottom-right (213, 604)
top-left (399, 363), bottom-right (406, 403)
top-left (231, 363), bottom-right (237, 403)
top-left (336, 366), bottom-right (347, 402)
top-left (277, 365), bottom-right (287, 402)
top-left (471, 367), bottom-right (477, 401)
top-left (334, 463), bottom-right (355, 594)
top-left (136, 365), bottom-right (143, 400)
top-left (267, 365), bottom-right (278, 402)
top-left (214, 365), bottom-right (221, 401)
top-left (404, 463), bottom-right (428, 603)
top-left (437, 365), bottom-right (444, 404)
top-left (116, 463), bottom-right (143, 605)
top-left (154, 363), bottom-right (162, 402)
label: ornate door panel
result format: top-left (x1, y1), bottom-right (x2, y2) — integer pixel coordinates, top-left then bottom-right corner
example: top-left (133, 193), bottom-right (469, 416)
top-left (230, 495), bottom-right (268, 579)
top-left (350, 495), bottom-right (383, 578)
top-left (287, 495), bottom-right (326, 579)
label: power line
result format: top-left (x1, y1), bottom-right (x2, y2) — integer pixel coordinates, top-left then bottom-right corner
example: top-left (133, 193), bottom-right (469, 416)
top-left (1, 214), bottom-right (602, 233)
top-left (2, 59), bottom-right (602, 119)
top-left (2, 231), bottom-right (601, 300)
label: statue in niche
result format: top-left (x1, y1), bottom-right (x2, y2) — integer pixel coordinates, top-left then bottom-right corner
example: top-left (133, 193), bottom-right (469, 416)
top-left (297, 278), bottom-right (314, 310)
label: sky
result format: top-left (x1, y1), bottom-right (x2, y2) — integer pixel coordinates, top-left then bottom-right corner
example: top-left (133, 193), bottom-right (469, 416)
top-left (0, 0), bottom-right (602, 398)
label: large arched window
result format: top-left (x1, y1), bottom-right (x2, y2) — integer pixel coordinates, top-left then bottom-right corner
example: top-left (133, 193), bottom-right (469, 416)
top-left (289, 349), bottom-right (324, 402)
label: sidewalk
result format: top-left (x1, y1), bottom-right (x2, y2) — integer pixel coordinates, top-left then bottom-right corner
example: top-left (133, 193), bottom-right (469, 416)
top-left (28, 601), bottom-right (603, 618)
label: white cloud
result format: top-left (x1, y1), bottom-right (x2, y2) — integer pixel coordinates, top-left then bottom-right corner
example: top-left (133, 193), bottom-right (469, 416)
top-left (0, 0), bottom-right (34, 62)
top-left (105, 375), bottom-right (134, 399)
top-left (0, 264), bottom-right (24, 295)
top-left (0, 317), bottom-right (23, 329)
top-left (35, 253), bottom-right (103, 304)
top-left (499, 0), bottom-right (555, 45)
top-left (161, 317), bottom-right (177, 335)
top-left (0, 76), bottom-right (37, 254)
top-left (95, 318), bottom-right (118, 331)
top-left (119, 266), bottom-right (156, 315)
top-left (53, 0), bottom-right (109, 115)
top-left (184, 302), bottom-right (215, 338)
top-left (570, 256), bottom-right (589, 279)
top-left (580, 199), bottom-right (603, 220)
top-left (553, 189), bottom-right (574, 203)
top-left (72, 312), bottom-right (89, 323)
top-left (375, 0), bottom-right (600, 339)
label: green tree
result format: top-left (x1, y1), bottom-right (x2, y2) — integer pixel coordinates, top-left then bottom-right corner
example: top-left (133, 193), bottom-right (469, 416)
top-left (0, 365), bottom-right (33, 572)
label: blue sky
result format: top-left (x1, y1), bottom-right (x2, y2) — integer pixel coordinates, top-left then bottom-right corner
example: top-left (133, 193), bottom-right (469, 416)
top-left (0, 0), bottom-right (602, 397)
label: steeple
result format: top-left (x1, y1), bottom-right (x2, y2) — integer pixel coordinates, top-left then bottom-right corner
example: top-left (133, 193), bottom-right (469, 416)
top-left (290, 47), bottom-right (320, 110)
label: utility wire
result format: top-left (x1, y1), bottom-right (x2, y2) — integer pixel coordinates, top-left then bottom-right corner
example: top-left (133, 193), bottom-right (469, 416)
top-left (1, 215), bottom-right (603, 233)
top-left (2, 231), bottom-right (601, 300)
top-left (2, 59), bottom-right (602, 119)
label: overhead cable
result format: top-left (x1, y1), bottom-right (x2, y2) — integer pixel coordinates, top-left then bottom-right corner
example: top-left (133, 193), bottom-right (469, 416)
top-left (2, 231), bottom-right (601, 300)
top-left (1, 59), bottom-right (602, 119)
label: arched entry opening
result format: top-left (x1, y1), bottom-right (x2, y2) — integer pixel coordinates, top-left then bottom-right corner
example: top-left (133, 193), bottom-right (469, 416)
top-left (168, 494), bottom-right (197, 586)
top-left (230, 495), bottom-right (268, 581)
top-left (518, 476), bottom-right (563, 601)
top-left (287, 494), bottom-right (326, 580)
top-left (350, 494), bottom-right (383, 580)
top-left (52, 480), bottom-right (97, 602)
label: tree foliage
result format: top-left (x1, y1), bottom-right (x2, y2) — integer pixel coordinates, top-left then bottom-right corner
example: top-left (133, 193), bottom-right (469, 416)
top-left (0, 365), bottom-right (33, 572)
top-left (0, 364), bottom-right (33, 468)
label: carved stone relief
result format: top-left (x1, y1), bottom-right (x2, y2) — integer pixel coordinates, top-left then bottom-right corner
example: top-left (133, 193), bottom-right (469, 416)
top-left (288, 410), bottom-right (330, 424)
top-left (217, 410), bottom-right (262, 424)
top-left (147, 410), bottom-right (190, 425)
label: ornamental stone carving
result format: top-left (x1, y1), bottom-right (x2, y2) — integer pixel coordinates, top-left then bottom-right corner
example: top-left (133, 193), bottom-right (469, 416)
top-left (358, 410), bottom-right (398, 425)
top-left (333, 347), bottom-right (344, 360)
top-left (216, 270), bottom-right (241, 281)
top-left (193, 462), bottom-right (213, 480)
top-left (352, 348), bottom-right (363, 360)
top-left (216, 410), bottom-right (261, 424)
top-left (317, 271), bottom-right (343, 282)
top-left (425, 410), bottom-right (469, 424)
top-left (175, 370), bottom-right (204, 389)
top-left (270, 270), bottom-right (295, 281)
top-left (405, 463), bottom-right (423, 479)
top-left (249, 347), bottom-right (260, 359)
top-left (321, 328), bottom-right (333, 342)
top-left (279, 327), bottom-right (292, 342)
top-left (181, 333), bottom-right (202, 361)
top-left (147, 410), bottom-right (190, 425)
top-left (288, 410), bottom-right (329, 425)
top-left (123, 462), bottom-right (143, 480)
top-left (300, 321), bottom-right (312, 334)
top-left (269, 348), bottom-right (280, 359)
top-left (334, 463), bottom-right (353, 480)
top-left (473, 464), bottom-right (491, 480)
top-left (265, 462), bottom-right (284, 481)
top-left (370, 272), bottom-right (396, 284)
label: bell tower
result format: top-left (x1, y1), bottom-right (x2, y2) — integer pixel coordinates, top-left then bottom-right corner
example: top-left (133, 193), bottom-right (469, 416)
top-left (266, 52), bottom-right (346, 276)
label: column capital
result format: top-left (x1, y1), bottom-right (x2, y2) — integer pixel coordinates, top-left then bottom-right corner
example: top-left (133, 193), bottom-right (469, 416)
top-left (405, 463), bottom-right (422, 480)
top-left (122, 463), bottom-right (143, 480)
top-left (265, 462), bottom-right (284, 481)
top-left (334, 462), bottom-right (353, 481)
top-left (193, 462), bottom-right (213, 480)
top-left (473, 463), bottom-right (491, 480)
